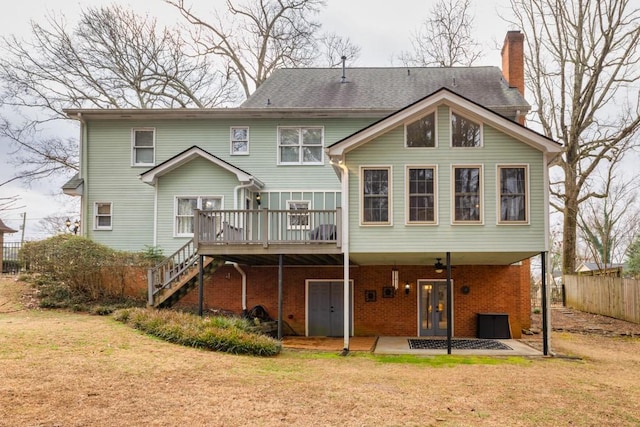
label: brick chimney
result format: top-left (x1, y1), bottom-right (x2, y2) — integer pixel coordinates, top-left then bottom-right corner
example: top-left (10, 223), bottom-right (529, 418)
top-left (501, 30), bottom-right (525, 97)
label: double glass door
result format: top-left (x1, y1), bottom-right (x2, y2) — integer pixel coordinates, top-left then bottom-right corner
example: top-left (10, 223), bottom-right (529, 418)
top-left (419, 280), bottom-right (448, 336)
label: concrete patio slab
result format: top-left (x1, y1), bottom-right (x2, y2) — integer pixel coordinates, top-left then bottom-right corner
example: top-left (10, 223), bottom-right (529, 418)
top-left (374, 337), bottom-right (542, 357)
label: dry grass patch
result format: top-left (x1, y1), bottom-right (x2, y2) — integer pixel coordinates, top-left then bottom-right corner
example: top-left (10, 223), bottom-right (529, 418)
top-left (1, 277), bottom-right (640, 426)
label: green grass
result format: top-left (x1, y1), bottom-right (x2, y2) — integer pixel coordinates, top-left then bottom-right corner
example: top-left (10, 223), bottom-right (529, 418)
top-left (281, 349), bottom-right (529, 366)
top-left (370, 354), bottom-right (530, 366)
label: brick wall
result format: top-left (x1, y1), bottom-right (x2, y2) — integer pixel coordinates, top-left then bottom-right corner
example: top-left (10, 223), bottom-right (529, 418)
top-left (178, 261), bottom-right (531, 339)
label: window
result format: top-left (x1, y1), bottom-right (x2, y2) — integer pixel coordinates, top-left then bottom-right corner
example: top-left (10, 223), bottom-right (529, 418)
top-left (499, 166), bottom-right (528, 223)
top-left (287, 200), bottom-right (310, 230)
top-left (407, 167), bottom-right (436, 223)
top-left (94, 202), bottom-right (112, 230)
top-left (230, 127), bottom-right (249, 155)
top-left (453, 166), bottom-right (482, 223)
top-left (175, 196), bottom-right (222, 236)
top-left (451, 112), bottom-right (481, 147)
top-left (361, 167), bottom-right (391, 224)
top-left (278, 127), bottom-right (323, 165)
top-left (405, 113), bottom-right (436, 148)
top-left (132, 128), bottom-right (155, 166)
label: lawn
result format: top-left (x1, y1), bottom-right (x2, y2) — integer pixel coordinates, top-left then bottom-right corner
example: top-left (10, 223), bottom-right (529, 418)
top-left (1, 277), bottom-right (639, 426)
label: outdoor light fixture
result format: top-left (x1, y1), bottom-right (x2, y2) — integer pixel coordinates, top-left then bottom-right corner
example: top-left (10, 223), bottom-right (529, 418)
top-left (434, 258), bottom-right (445, 274)
top-left (65, 218), bottom-right (80, 235)
top-left (392, 266), bottom-right (399, 291)
top-left (404, 281), bottom-right (410, 295)
top-left (255, 193), bottom-right (261, 206)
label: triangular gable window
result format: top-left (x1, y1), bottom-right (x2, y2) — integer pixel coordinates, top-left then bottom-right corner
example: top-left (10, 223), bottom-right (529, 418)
top-left (405, 112), bottom-right (436, 148)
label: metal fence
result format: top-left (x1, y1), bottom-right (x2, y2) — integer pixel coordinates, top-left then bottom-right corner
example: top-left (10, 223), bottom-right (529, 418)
top-left (2, 242), bottom-right (22, 273)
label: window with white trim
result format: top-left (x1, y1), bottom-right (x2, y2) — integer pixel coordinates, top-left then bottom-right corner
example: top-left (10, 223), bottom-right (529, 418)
top-left (132, 128), bottom-right (155, 166)
top-left (175, 196), bottom-right (222, 236)
top-left (230, 126), bottom-right (249, 155)
top-left (278, 127), bottom-right (323, 165)
top-left (451, 112), bottom-right (481, 147)
top-left (407, 167), bottom-right (436, 223)
top-left (405, 113), bottom-right (436, 147)
top-left (499, 165), bottom-right (528, 223)
top-left (94, 202), bottom-right (112, 230)
top-left (361, 167), bottom-right (391, 224)
top-left (453, 166), bottom-right (482, 223)
top-left (286, 200), bottom-right (310, 230)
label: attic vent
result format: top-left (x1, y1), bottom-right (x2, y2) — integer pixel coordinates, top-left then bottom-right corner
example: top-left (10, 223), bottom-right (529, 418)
top-left (341, 55), bottom-right (347, 83)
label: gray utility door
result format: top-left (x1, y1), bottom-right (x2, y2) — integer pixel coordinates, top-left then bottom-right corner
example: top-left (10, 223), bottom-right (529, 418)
top-left (419, 280), bottom-right (448, 336)
top-left (308, 281), bottom-right (351, 337)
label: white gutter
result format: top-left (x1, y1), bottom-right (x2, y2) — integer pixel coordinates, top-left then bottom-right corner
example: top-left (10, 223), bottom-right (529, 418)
top-left (233, 263), bottom-right (247, 311)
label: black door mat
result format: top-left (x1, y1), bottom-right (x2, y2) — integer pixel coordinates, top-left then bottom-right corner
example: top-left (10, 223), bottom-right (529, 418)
top-left (408, 338), bottom-right (512, 350)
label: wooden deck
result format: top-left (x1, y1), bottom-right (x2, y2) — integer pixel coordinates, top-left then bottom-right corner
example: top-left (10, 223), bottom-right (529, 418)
top-left (194, 208), bottom-right (343, 263)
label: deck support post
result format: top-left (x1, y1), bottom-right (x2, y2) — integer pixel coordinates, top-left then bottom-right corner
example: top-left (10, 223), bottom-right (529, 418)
top-left (198, 255), bottom-right (204, 317)
top-left (446, 251), bottom-right (452, 355)
top-left (541, 251), bottom-right (550, 355)
top-left (277, 254), bottom-right (283, 339)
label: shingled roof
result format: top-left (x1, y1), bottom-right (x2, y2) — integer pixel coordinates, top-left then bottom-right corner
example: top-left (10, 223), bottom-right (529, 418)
top-left (241, 66), bottom-right (530, 117)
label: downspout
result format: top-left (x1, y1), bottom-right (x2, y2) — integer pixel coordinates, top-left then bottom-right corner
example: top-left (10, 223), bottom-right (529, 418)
top-left (233, 262), bottom-right (247, 312)
top-left (336, 161), bottom-right (350, 353)
top-left (76, 113), bottom-right (87, 236)
top-left (233, 181), bottom-right (256, 210)
top-left (233, 180), bottom-right (258, 232)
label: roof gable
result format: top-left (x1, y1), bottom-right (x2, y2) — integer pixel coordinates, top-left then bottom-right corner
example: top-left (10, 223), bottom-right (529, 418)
top-left (139, 146), bottom-right (264, 189)
top-left (0, 218), bottom-right (17, 234)
top-left (326, 87), bottom-right (561, 158)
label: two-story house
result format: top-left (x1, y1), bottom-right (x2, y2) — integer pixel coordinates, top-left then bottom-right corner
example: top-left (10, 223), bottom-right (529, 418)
top-left (63, 31), bottom-right (560, 350)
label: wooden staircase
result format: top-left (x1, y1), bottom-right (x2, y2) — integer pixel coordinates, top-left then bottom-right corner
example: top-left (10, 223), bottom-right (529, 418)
top-left (147, 239), bottom-right (221, 308)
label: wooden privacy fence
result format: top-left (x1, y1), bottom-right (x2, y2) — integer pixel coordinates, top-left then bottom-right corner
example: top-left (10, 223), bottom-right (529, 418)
top-left (564, 275), bottom-right (640, 324)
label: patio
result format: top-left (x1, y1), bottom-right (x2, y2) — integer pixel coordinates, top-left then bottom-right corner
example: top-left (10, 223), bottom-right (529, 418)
top-left (282, 336), bottom-right (543, 356)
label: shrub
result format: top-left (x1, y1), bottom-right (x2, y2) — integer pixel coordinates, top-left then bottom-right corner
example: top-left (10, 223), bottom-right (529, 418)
top-left (113, 308), bottom-right (282, 357)
top-left (20, 235), bottom-right (151, 309)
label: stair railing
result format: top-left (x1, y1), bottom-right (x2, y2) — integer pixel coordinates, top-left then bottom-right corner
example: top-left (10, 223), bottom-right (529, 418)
top-left (147, 238), bottom-right (198, 306)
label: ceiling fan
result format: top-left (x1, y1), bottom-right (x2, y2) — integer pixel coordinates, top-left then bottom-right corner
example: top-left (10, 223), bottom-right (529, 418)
top-left (434, 258), bottom-right (455, 273)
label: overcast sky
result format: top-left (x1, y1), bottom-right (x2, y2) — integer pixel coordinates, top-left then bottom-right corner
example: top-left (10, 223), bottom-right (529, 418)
top-left (0, 0), bottom-right (515, 240)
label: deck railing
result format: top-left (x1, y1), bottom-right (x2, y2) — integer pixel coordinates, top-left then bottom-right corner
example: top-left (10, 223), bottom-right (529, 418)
top-left (193, 208), bottom-right (341, 248)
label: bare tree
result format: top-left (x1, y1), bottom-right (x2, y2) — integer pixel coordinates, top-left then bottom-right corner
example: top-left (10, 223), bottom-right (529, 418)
top-left (577, 173), bottom-right (640, 267)
top-left (0, 5), bottom-right (236, 185)
top-left (167, 0), bottom-right (325, 98)
top-left (0, 195), bottom-right (24, 212)
top-left (398, 0), bottom-right (483, 67)
top-left (318, 33), bottom-right (361, 67)
top-left (508, 0), bottom-right (640, 274)
top-left (0, 6), bottom-right (235, 114)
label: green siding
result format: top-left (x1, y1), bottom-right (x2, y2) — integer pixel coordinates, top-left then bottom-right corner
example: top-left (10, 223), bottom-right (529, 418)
top-left (347, 105), bottom-right (547, 255)
top-left (84, 122), bottom-right (155, 251)
top-left (156, 156), bottom-right (241, 252)
top-left (82, 117), bottom-right (369, 252)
